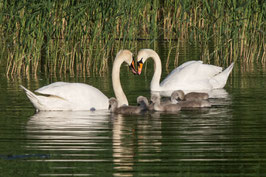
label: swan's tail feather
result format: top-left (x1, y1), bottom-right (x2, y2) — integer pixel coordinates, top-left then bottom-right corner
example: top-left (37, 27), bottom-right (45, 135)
top-left (20, 85), bottom-right (41, 111)
top-left (210, 62), bottom-right (234, 89)
top-left (223, 62), bottom-right (234, 76)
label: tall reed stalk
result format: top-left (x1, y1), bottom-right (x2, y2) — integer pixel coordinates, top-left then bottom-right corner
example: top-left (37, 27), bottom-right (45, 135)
top-left (0, 0), bottom-right (264, 76)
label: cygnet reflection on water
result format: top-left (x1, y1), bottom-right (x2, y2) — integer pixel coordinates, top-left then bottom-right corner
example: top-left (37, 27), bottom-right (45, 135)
top-left (109, 96), bottom-right (149, 114)
top-left (177, 100), bottom-right (211, 108)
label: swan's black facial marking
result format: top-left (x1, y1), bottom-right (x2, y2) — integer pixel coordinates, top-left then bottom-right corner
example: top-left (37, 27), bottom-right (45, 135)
top-left (137, 58), bottom-right (143, 67)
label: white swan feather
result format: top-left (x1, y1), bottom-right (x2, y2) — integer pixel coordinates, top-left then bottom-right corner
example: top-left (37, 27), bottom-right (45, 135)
top-left (21, 50), bottom-right (134, 111)
top-left (137, 49), bottom-right (234, 93)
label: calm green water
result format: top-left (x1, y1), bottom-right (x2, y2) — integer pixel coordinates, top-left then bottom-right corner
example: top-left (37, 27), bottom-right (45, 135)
top-left (1, 45), bottom-right (266, 176)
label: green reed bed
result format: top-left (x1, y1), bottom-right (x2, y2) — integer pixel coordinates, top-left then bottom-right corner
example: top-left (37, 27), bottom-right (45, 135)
top-left (0, 0), bottom-right (265, 76)
top-left (161, 0), bottom-right (265, 64)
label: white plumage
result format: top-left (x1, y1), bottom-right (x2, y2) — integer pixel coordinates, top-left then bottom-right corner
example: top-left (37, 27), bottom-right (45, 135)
top-left (21, 50), bottom-right (134, 111)
top-left (137, 49), bottom-right (234, 93)
top-left (20, 83), bottom-right (109, 111)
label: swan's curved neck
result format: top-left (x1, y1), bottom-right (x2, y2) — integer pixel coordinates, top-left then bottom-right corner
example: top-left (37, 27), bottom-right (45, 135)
top-left (112, 57), bottom-right (128, 107)
top-left (148, 50), bottom-right (162, 91)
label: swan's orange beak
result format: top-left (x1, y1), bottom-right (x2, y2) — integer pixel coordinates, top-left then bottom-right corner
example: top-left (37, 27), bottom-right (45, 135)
top-left (137, 60), bottom-right (143, 75)
top-left (129, 58), bottom-right (137, 75)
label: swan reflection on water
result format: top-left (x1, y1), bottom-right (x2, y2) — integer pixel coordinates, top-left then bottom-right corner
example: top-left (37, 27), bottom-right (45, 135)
top-left (111, 113), bottom-right (162, 176)
top-left (26, 110), bottom-right (163, 176)
top-left (25, 91), bottom-right (232, 176)
top-left (26, 110), bottom-right (111, 141)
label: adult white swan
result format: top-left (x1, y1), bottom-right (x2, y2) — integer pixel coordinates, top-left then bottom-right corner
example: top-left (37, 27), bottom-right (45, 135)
top-left (136, 49), bottom-right (234, 93)
top-left (20, 50), bottom-right (136, 111)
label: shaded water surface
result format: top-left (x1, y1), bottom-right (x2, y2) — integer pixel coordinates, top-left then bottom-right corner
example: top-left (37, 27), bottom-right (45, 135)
top-left (1, 51), bottom-right (266, 176)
